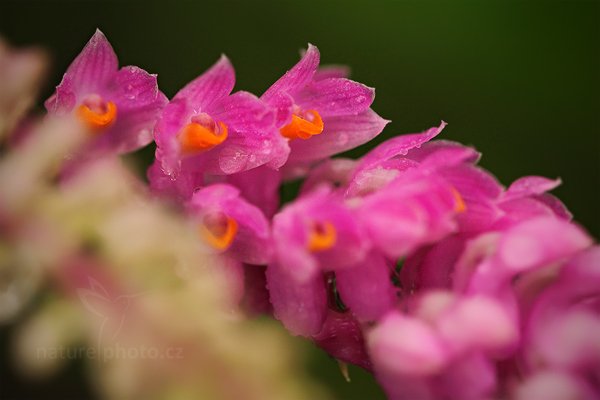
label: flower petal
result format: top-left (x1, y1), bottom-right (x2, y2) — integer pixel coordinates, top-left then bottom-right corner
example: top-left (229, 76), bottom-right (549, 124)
top-left (154, 98), bottom-right (189, 176)
top-left (215, 128), bottom-right (288, 174)
top-left (533, 193), bottom-right (572, 220)
top-left (515, 371), bottom-right (597, 400)
top-left (407, 140), bottom-right (481, 169)
top-left (266, 261), bottom-right (327, 336)
top-left (262, 44), bottom-right (320, 101)
top-left (54, 29), bottom-right (118, 97)
top-left (401, 236), bottom-right (466, 292)
top-left (296, 78), bottom-right (375, 117)
top-left (502, 176), bottom-right (562, 201)
top-left (354, 121), bottom-right (446, 177)
top-left (495, 197), bottom-right (558, 229)
top-left (336, 251), bottom-right (396, 322)
top-left (498, 217), bottom-right (592, 272)
top-left (347, 121), bottom-right (446, 191)
top-left (263, 90), bottom-right (294, 128)
top-left (436, 295), bottom-right (518, 352)
top-left (174, 55), bottom-right (235, 110)
top-left (147, 159), bottom-right (202, 202)
top-left (211, 91), bottom-right (274, 132)
top-left (368, 312), bottom-right (448, 376)
top-left (108, 66), bottom-right (165, 111)
top-left (435, 352), bottom-right (497, 400)
top-left (224, 166), bottom-right (282, 218)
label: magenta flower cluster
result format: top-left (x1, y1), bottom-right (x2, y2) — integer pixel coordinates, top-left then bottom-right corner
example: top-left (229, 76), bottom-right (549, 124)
top-left (47, 30), bottom-right (599, 399)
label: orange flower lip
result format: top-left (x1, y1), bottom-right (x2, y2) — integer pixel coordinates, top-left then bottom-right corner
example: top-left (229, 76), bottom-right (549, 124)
top-left (451, 187), bottom-right (467, 213)
top-left (308, 221), bottom-right (337, 252)
top-left (199, 213), bottom-right (238, 251)
top-left (77, 96), bottom-right (117, 130)
top-left (178, 114), bottom-right (228, 154)
top-left (280, 109), bottom-right (324, 140)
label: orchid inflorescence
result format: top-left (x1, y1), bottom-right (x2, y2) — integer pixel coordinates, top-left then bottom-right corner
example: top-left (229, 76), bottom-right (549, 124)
top-left (13, 29), bottom-right (600, 399)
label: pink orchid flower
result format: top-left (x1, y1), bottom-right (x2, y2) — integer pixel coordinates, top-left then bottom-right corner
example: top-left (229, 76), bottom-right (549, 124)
top-left (45, 30), bottom-right (168, 157)
top-left (262, 44), bottom-right (389, 168)
top-left (154, 56), bottom-right (278, 177)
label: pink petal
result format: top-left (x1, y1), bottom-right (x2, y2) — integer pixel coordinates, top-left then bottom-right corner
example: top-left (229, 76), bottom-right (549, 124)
top-left (434, 352), bottom-right (497, 400)
top-left (215, 128), bottom-right (287, 174)
top-left (533, 193), bottom-right (573, 220)
top-left (441, 164), bottom-right (504, 201)
top-left (436, 295), bottom-right (519, 353)
top-left (147, 159), bottom-right (201, 202)
top-left (154, 98), bottom-right (189, 175)
top-left (452, 233), bottom-right (501, 293)
top-left (266, 261), bottom-right (327, 336)
top-left (495, 197), bottom-right (558, 229)
top-left (515, 371), bottom-right (598, 400)
top-left (525, 247), bottom-right (600, 370)
top-left (174, 55), bottom-right (235, 110)
top-left (44, 86), bottom-right (76, 115)
top-left (350, 121), bottom-right (446, 182)
top-left (100, 101), bottom-right (165, 154)
top-left (360, 121), bottom-right (446, 168)
top-left (108, 66), bottom-right (165, 111)
top-left (45, 30), bottom-right (118, 114)
top-left (345, 158), bottom-right (418, 197)
top-left (211, 91), bottom-right (274, 132)
top-left (408, 140), bottom-right (481, 169)
top-left (223, 166), bottom-right (282, 218)
top-left (263, 90), bottom-right (294, 128)
top-left (368, 312), bottom-right (448, 376)
top-left (498, 217), bottom-right (592, 272)
top-left (296, 78), bottom-right (375, 117)
top-left (503, 176), bottom-right (562, 201)
top-left (401, 236), bottom-right (466, 292)
top-left (262, 44), bottom-right (320, 101)
top-left (58, 29), bottom-right (118, 95)
top-left (375, 373), bottom-right (433, 400)
top-left (532, 310), bottom-right (600, 370)
top-left (336, 251), bottom-right (396, 322)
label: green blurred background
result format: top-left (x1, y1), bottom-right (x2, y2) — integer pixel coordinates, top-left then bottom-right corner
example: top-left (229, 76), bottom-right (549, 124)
top-left (1, 0), bottom-right (598, 399)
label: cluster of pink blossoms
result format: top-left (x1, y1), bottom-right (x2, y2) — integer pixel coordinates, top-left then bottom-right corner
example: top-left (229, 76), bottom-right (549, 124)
top-left (46, 30), bottom-right (599, 399)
